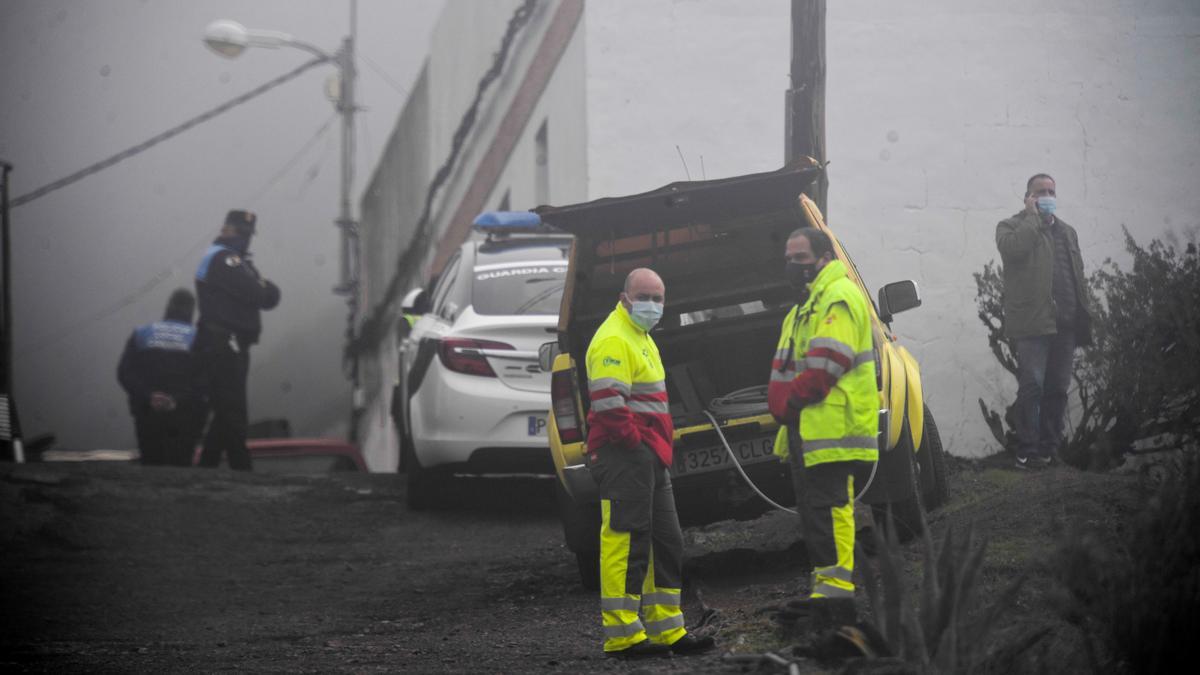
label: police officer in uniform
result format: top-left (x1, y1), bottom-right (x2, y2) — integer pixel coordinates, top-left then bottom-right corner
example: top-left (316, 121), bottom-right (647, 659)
top-left (194, 210), bottom-right (280, 470)
top-left (117, 288), bottom-right (206, 466)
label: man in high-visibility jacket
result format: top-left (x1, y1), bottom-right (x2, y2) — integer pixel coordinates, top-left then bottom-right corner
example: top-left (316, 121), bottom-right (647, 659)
top-left (585, 267), bottom-right (715, 660)
top-left (767, 227), bottom-right (878, 631)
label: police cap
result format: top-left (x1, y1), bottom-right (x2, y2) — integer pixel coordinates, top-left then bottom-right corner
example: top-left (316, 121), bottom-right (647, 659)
top-left (224, 209), bottom-right (257, 234)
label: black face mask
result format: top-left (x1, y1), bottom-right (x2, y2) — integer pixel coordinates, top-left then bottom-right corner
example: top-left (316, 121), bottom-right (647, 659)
top-left (785, 261), bottom-right (817, 293)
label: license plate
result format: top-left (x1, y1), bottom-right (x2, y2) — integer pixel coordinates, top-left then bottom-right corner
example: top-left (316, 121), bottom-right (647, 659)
top-left (527, 415), bottom-right (548, 436)
top-left (671, 434), bottom-right (777, 477)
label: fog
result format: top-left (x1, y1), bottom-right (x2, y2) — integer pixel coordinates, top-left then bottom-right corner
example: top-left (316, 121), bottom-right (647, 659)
top-left (1, 0), bottom-right (444, 449)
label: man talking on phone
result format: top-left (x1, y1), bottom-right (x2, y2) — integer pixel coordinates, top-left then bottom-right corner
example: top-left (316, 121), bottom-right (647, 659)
top-left (995, 174), bottom-right (1093, 470)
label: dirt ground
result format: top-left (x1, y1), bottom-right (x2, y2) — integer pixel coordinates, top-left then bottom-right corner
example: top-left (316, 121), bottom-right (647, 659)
top-left (0, 454), bottom-right (1147, 673)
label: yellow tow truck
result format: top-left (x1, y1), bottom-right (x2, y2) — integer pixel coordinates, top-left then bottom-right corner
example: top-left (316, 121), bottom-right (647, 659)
top-left (535, 163), bottom-right (948, 588)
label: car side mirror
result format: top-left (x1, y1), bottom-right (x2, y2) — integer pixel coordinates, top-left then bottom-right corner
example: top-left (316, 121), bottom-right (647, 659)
top-left (877, 280), bottom-right (921, 323)
top-left (538, 341), bottom-right (561, 372)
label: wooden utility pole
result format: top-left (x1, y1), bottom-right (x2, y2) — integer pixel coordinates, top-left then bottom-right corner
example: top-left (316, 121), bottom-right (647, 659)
top-left (785, 0), bottom-right (828, 216)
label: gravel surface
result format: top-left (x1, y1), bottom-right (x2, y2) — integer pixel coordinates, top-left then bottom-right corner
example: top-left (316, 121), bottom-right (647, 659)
top-left (0, 456), bottom-right (1146, 673)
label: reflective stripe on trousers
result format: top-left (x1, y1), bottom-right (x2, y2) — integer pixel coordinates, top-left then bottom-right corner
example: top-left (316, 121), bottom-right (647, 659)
top-left (600, 500), bottom-right (646, 650)
top-left (639, 560), bottom-right (685, 645)
top-left (599, 500), bottom-right (687, 650)
top-left (809, 473), bottom-right (856, 600)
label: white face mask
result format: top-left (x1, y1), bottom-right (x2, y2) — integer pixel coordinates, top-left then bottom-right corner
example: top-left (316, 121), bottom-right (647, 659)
top-left (629, 300), bottom-right (663, 331)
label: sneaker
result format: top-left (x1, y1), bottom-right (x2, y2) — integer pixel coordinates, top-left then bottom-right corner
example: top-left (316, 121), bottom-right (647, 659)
top-left (1014, 454), bottom-right (1031, 470)
top-left (669, 633), bottom-right (716, 655)
top-left (1032, 453), bottom-right (1053, 467)
top-left (604, 639), bottom-right (670, 660)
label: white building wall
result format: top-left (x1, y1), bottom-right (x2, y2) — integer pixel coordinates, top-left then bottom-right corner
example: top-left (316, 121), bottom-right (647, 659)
top-left (354, 0), bottom-right (587, 469)
top-left (482, 14), bottom-right (589, 211)
top-left (357, 67), bottom-right (432, 472)
top-left (584, 0), bottom-right (1200, 457)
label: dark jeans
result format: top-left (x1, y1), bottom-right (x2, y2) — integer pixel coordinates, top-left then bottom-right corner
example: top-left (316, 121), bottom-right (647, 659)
top-left (196, 332), bottom-right (252, 471)
top-left (134, 405), bottom-right (202, 466)
top-left (1014, 331), bottom-right (1076, 459)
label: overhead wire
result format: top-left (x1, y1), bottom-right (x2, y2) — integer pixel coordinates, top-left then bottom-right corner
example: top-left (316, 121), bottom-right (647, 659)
top-left (11, 56), bottom-right (329, 209)
top-left (357, 51), bottom-right (410, 98)
top-left (348, 0), bottom-right (539, 357)
top-left (244, 113), bottom-right (337, 206)
top-left (14, 112), bottom-right (340, 356)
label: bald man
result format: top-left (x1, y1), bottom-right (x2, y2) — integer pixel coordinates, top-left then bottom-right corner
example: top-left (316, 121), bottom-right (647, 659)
top-left (584, 268), bottom-right (714, 659)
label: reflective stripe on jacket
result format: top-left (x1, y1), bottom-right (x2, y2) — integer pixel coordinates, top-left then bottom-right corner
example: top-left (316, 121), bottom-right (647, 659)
top-left (585, 302), bottom-right (674, 466)
top-left (767, 260), bottom-right (878, 467)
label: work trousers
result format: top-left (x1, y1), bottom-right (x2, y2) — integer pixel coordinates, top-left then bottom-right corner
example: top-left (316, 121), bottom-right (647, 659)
top-left (1014, 330), bottom-right (1076, 459)
top-left (133, 404), bottom-right (202, 466)
top-left (789, 449), bottom-right (873, 600)
top-left (589, 443), bottom-right (687, 652)
top-left (196, 331), bottom-right (252, 471)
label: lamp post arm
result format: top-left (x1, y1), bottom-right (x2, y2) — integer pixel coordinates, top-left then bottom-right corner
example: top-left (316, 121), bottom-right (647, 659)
top-left (245, 29), bottom-right (334, 62)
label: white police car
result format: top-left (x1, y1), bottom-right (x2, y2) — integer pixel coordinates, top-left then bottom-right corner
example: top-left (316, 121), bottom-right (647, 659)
top-left (395, 212), bottom-right (572, 508)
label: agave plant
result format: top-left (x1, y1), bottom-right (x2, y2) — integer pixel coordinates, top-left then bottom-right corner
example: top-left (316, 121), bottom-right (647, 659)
top-left (857, 508), bottom-right (1024, 673)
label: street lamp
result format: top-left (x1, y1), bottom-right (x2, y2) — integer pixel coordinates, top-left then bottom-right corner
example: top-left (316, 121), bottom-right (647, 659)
top-left (203, 18), bottom-right (359, 297)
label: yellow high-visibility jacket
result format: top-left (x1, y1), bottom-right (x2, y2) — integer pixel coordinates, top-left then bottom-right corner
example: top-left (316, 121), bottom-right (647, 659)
top-left (585, 303), bottom-right (674, 467)
top-left (769, 260), bottom-right (878, 467)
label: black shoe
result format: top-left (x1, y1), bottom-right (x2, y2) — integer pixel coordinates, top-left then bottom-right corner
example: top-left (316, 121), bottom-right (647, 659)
top-left (670, 633), bottom-right (716, 655)
top-left (1014, 454), bottom-right (1031, 470)
top-left (1032, 453), bottom-right (1054, 467)
top-left (777, 597), bottom-right (856, 630)
top-left (604, 639), bottom-right (670, 660)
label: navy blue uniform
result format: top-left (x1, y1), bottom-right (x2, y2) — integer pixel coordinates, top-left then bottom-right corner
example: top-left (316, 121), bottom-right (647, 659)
top-left (117, 320), bottom-right (205, 465)
top-left (194, 237), bottom-right (280, 469)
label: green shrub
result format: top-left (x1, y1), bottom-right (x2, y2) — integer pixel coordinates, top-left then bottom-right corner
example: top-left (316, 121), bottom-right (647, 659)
top-left (974, 229), bottom-right (1200, 469)
top-left (1050, 456), bottom-right (1200, 672)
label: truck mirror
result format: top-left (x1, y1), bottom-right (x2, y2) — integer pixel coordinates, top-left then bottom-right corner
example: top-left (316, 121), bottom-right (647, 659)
top-left (877, 280), bottom-right (921, 323)
top-left (538, 341), bottom-right (561, 372)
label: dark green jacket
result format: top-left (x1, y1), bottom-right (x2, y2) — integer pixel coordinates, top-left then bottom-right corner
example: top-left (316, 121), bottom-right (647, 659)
top-left (995, 210), bottom-right (1093, 345)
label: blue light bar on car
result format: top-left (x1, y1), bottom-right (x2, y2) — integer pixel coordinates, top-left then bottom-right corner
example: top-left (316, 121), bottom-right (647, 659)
top-left (472, 211), bottom-right (543, 230)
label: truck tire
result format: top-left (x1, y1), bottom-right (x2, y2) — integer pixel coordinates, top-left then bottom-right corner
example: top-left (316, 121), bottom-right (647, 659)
top-left (871, 420), bottom-right (925, 543)
top-left (555, 479), bottom-right (600, 590)
top-left (915, 405), bottom-right (949, 510)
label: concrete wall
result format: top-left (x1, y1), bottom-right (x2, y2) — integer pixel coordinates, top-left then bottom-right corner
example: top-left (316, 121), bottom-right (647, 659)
top-left (356, 68), bottom-right (432, 472)
top-left (584, 0), bottom-right (1200, 456)
top-left (824, 0), bottom-right (1200, 456)
top-left (353, 0), bottom-right (588, 470)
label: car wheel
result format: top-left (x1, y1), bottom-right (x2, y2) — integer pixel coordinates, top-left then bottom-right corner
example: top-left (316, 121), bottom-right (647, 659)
top-left (403, 434), bottom-right (449, 511)
top-left (554, 479), bottom-right (600, 590)
top-left (574, 550), bottom-right (601, 592)
top-left (871, 419), bottom-right (925, 543)
top-left (915, 404), bottom-right (949, 510)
